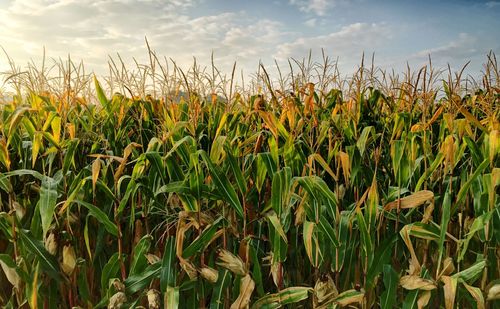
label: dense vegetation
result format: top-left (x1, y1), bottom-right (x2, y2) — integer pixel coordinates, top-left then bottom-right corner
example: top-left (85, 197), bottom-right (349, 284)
top-left (0, 52), bottom-right (499, 308)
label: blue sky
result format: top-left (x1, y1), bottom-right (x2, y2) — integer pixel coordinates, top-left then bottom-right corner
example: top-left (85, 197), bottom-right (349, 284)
top-left (0, 0), bottom-right (499, 79)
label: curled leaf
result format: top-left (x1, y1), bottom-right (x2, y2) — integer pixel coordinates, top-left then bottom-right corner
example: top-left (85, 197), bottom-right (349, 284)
top-left (400, 275), bottom-right (436, 291)
top-left (230, 274), bottom-right (255, 309)
top-left (384, 190), bottom-right (434, 211)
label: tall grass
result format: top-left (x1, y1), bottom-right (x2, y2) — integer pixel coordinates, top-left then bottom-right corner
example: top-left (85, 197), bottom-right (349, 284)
top-left (0, 49), bottom-right (499, 308)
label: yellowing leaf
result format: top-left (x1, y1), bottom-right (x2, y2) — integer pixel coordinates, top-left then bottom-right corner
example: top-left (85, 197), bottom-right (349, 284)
top-left (400, 275), bottom-right (436, 290)
top-left (32, 132), bottom-right (43, 168)
top-left (92, 158), bottom-right (101, 192)
top-left (0, 139), bottom-right (11, 171)
top-left (384, 190), bottom-right (434, 211)
top-left (337, 151), bottom-right (350, 184)
top-left (462, 282), bottom-right (485, 309)
top-left (30, 264), bottom-right (39, 309)
top-left (489, 129), bottom-right (499, 163)
top-left (51, 116), bottom-right (61, 144)
top-left (67, 123), bottom-right (75, 139)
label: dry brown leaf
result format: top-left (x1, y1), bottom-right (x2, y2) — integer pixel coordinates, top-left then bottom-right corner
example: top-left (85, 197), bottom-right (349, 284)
top-left (400, 226), bottom-right (421, 273)
top-left (384, 190), bottom-right (434, 211)
top-left (92, 158), bottom-right (101, 192)
top-left (441, 276), bottom-right (457, 309)
top-left (230, 274), bottom-right (255, 309)
top-left (0, 260), bottom-right (21, 289)
top-left (400, 275), bottom-right (436, 291)
top-left (179, 257), bottom-right (198, 280)
top-left (487, 284), bottom-right (500, 300)
top-left (462, 282), bottom-right (485, 309)
top-left (108, 291), bottom-right (127, 309)
top-left (314, 274), bottom-right (338, 305)
top-left (417, 290), bottom-right (431, 309)
top-left (440, 257), bottom-right (455, 277)
top-left (337, 151), bottom-right (350, 185)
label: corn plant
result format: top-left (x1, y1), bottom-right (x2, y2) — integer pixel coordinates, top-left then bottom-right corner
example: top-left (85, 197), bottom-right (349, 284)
top-left (0, 51), bottom-right (499, 308)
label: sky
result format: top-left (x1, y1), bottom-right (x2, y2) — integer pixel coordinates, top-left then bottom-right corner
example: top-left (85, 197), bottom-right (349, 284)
top-left (0, 0), bottom-right (499, 81)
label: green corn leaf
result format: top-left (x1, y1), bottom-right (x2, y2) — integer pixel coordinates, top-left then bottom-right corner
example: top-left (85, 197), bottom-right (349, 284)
top-left (62, 138), bottom-right (80, 174)
top-left (380, 264), bottom-right (399, 309)
top-left (18, 229), bottom-right (60, 280)
top-left (271, 167), bottom-right (292, 217)
top-left (124, 262), bottom-right (161, 294)
top-left (100, 252), bottom-right (122, 293)
top-left (366, 235), bottom-right (397, 290)
top-left (160, 237), bottom-right (177, 291)
top-left (225, 147), bottom-right (246, 196)
top-left (210, 269), bottom-right (232, 309)
top-left (356, 207), bottom-right (373, 266)
top-left (267, 213), bottom-right (287, 243)
top-left (93, 75), bottom-right (110, 113)
top-left (129, 235), bottom-right (153, 276)
top-left (75, 200), bottom-right (118, 236)
top-left (200, 150), bottom-right (243, 218)
top-left (415, 153), bottom-right (444, 191)
top-left (436, 192), bottom-right (451, 277)
top-left (357, 126), bottom-right (374, 157)
top-left (317, 216), bottom-right (340, 248)
top-left (182, 217), bottom-right (223, 258)
top-left (38, 175), bottom-right (59, 237)
top-left (451, 260), bottom-right (486, 283)
top-left (145, 151), bottom-right (167, 184)
top-left (455, 159), bottom-right (489, 209)
top-left (402, 290), bottom-right (419, 309)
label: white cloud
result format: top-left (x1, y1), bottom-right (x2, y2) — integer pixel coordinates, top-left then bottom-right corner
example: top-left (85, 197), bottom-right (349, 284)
top-left (274, 22), bottom-right (391, 70)
top-left (0, 0), bottom-right (289, 77)
top-left (289, 0), bottom-right (343, 16)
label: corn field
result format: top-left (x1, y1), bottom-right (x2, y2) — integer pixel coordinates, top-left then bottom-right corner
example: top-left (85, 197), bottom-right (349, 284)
top-left (0, 51), bottom-right (499, 308)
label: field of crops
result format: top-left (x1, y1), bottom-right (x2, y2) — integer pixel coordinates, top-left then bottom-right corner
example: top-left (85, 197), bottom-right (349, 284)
top-left (0, 52), bottom-right (499, 308)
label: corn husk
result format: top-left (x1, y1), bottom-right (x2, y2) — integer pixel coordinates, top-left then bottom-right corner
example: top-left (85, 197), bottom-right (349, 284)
top-left (44, 232), bottom-right (58, 255)
top-left (61, 244), bottom-right (76, 275)
top-left (199, 267), bottom-right (218, 283)
top-left (108, 291), bottom-right (127, 309)
top-left (216, 249), bottom-right (247, 276)
top-left (147, 289), bottom-right (160, 309)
